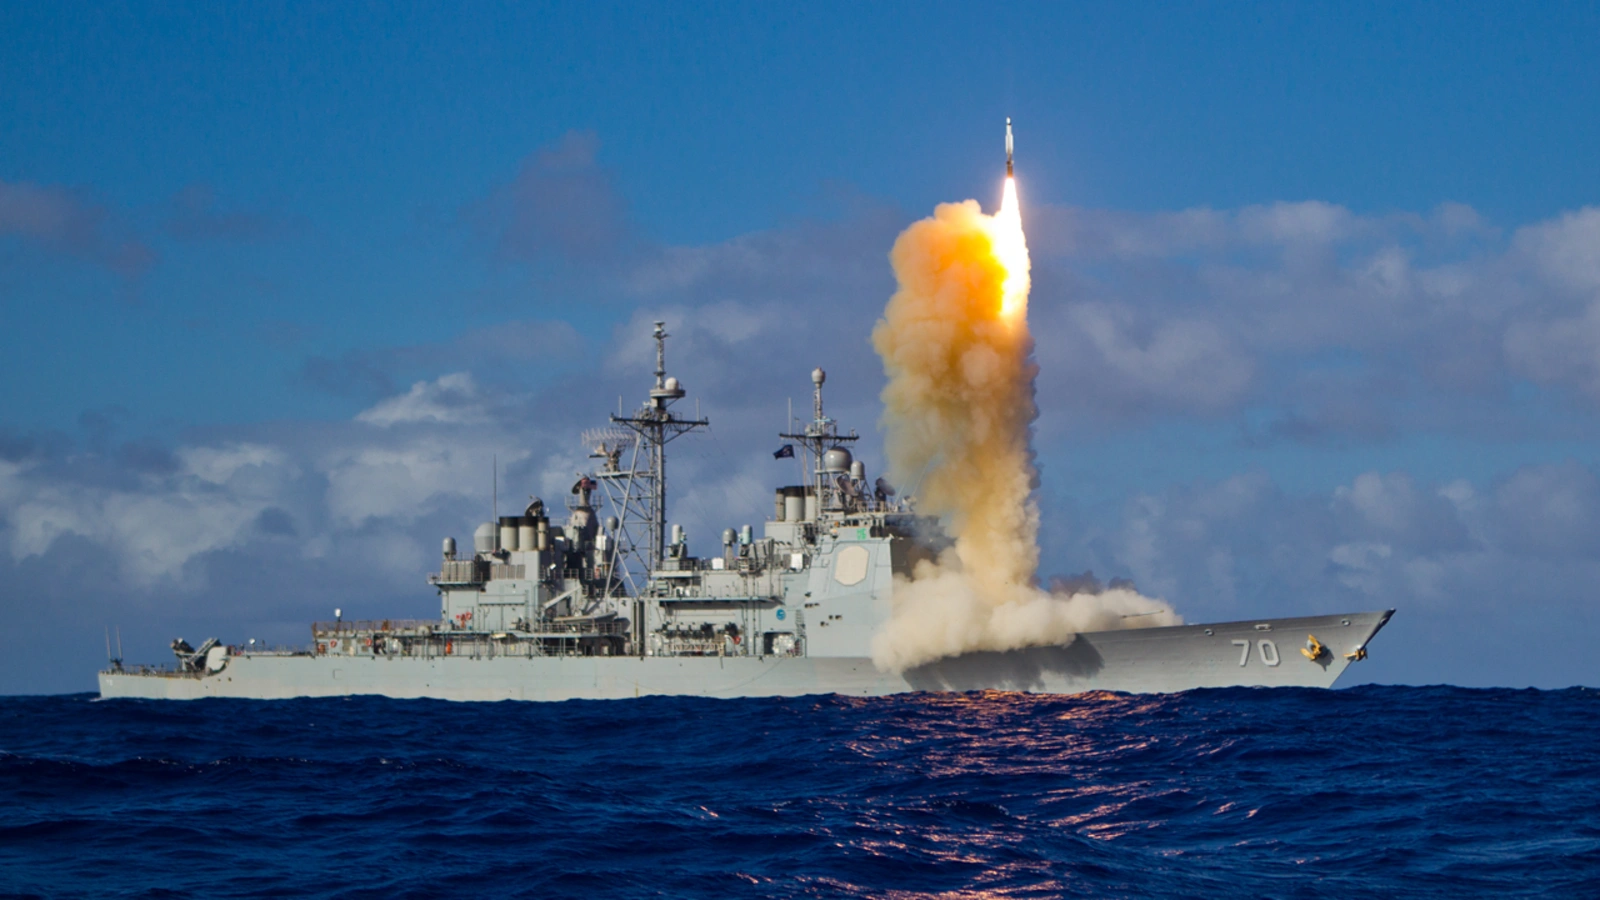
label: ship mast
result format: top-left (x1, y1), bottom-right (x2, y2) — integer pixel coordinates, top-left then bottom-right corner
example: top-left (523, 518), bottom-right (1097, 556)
top-left (605, 321), bottom-right (708, 576)
top-left (779, 367), bottom-right (858, 513)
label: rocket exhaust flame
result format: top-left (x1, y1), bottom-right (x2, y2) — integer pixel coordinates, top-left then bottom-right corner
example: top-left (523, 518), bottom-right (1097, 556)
top-left (996, 176), bottom-right (1027, 320)
top-left (869, 122), bottom-right (1180, 672)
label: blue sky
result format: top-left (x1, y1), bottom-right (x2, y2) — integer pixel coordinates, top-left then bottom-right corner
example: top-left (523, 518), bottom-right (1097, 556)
top-left (3, 1), bottom-right (1600, 692)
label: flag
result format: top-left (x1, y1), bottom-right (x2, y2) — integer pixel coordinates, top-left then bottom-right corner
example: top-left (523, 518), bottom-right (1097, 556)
top-left (773, 444), bottom-right (795, 459)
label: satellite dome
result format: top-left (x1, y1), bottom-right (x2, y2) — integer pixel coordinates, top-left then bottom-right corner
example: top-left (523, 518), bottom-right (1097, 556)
top-left (812, 368), bottom-right (826, 385)
top-left (821, 447), bottom-right (853, 474)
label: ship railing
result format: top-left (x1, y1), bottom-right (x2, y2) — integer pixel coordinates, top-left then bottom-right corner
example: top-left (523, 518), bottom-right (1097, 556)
top-left (648, 551), bottom-right (795, 577)
top-left (312, 619), bottom-right (437, 636)
top-left (229, 644), bottom-right (305, 656)
top-left (655, 636), bottom-right (747, 657)
top-left (431, 559), bottom-right (486, 585)
top-left (649, 576), bottom-right (785, 600)
top-left (526, 619), bottom-right (630, 637)
top-left (99, 663), bottom-right (200, 679)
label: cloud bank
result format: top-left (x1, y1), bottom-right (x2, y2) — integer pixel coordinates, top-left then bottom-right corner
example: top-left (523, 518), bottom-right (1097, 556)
top-left (7, 132), bottom-right (1600, 692)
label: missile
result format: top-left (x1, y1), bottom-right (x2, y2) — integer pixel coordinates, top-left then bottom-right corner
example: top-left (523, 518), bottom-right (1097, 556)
top-left (1005, 117), bottom-right (1014, 177)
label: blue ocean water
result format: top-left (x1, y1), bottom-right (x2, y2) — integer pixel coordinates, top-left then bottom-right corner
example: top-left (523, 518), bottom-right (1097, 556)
top-left (2, 687), bottom-right (1597, 899)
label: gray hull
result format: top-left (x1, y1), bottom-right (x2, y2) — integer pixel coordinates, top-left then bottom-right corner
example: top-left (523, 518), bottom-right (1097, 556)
top-left (98, 610), bottom-right (1391, 702)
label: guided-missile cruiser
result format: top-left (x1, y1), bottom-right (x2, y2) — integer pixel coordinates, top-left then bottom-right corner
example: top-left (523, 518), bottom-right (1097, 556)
top-left (1006, 116), bottom-right (1014, 177)
top-left (99, 320), bottom-right (1392, 702)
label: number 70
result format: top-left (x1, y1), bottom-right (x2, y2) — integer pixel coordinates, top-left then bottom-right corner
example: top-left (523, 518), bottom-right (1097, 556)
top-left (1231, 639), bottom-right (1280, 667)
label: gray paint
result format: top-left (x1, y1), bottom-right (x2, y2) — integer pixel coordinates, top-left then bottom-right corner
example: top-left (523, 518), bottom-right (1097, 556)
top-left (100, 611), bottom-right (1392, 701)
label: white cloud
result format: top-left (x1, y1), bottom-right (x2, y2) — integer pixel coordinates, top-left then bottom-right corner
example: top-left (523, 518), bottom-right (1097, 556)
top-left (1514, 207), bottom-right (1600, 294)
top-left (1327, 541), bottom-right (1394, 594)
top-left (1237, 200), bottom-right (1357, 246)
top-left (1074, 463), bottom-right (1600, 620)
top-left (1505, 303), bottom-right (1600, 398)
top-left (1491, 461), bottom-right (1600, 559)
top-left (1042, 304), bottom-right (1254, 414)
top-left (1011, 199), bottom-right (1600, 427)
top-left (322, 437), bottom-right (524, 527)
top-left (178, 443), bottom-right (290, 485)
top-left (2, 442), bottom-right (297, 584)
top-left (356, 373), bottom-right (491, 427)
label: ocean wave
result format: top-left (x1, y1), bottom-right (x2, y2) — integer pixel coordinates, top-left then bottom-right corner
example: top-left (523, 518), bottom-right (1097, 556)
top-left (1, 687), bottom-right (1596, 898)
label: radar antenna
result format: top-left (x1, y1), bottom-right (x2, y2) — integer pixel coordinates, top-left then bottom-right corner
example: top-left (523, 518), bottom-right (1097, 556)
top-left (779, 367), bottom-right (860, 513)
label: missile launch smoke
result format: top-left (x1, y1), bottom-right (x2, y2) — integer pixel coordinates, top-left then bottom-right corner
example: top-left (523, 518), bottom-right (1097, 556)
top-left (870, 176), bottom-right (1181, 672)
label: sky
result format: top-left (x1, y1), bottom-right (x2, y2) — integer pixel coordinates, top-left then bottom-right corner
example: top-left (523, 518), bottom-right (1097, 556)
top-left (3, 1), bottom-right (1599, 693)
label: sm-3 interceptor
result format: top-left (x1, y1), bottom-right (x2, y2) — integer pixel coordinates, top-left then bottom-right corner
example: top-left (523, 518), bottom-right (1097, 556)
top-left (100, 321), bottom-right (1393, 702)
top-left (1006, 117), bottom-right (1014, 177)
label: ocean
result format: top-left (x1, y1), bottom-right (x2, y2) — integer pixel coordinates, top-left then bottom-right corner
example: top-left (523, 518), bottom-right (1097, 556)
top-left (2, 686), bottom-right (1596, 898)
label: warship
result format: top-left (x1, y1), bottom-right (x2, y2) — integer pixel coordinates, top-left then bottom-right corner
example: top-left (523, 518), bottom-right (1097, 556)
top-left (99, 323), bottom-right (1392, 701)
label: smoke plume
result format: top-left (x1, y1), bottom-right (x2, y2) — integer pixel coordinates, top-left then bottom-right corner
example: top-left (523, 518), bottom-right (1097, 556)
top-left (870, 184), bottom-right (1180, 672)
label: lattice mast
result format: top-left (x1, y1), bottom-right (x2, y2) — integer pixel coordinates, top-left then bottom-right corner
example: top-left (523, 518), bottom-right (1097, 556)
top-left (604, 322), bottom-right (708, 580)
top-left (583, 427), bottom-right (651, 597)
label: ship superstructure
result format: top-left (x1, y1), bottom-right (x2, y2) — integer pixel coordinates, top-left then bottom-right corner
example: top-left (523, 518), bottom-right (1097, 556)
top-left (99, 323), bottom-right (1392, 701)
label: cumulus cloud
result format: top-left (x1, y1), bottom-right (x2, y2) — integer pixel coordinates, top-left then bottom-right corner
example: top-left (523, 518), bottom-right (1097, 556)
top-left (0, 368), bottom-right (570, 588)
top-left (1018, 198), bottom-right (1600, 431)
top-left (356, 373), bottom-right (493, 427)
top-left (1514, 207), bottom-right (1600, 294)
top-left (1034, 302), bottom-right (1254, 416)
top-left (1031, 200), bottom-right (1379, 263)
top-left (1331, 472), bottom-right (1474, 554)
top-left (0, 443), bottom-right (294, 585)
top-left (1490, 461), bottom-right (1600, 560)
top-left (322, 435), bottom-right (524, 527)
top-left (1047, 461), bottom-right (1600, 685)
